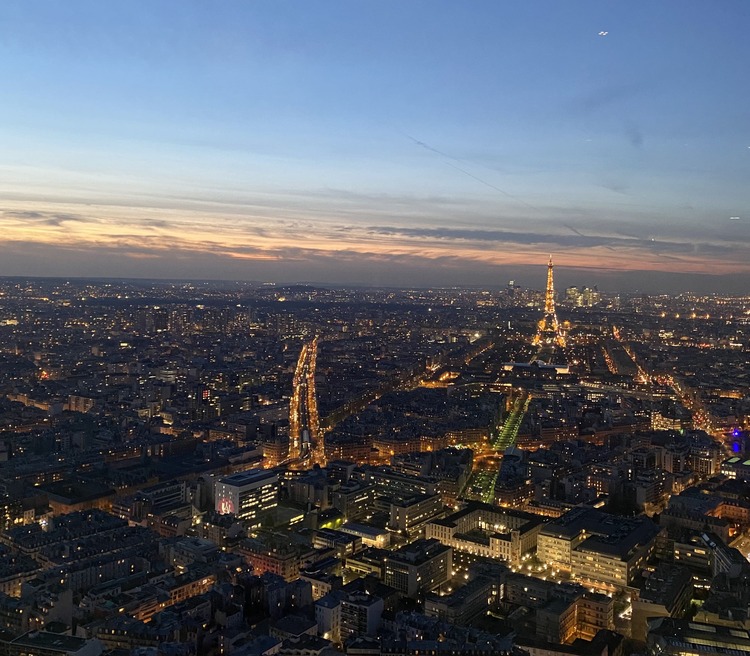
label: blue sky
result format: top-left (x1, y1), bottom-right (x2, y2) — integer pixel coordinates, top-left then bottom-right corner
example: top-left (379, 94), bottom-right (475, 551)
top-left (0, 1), bottom-right (748, 291)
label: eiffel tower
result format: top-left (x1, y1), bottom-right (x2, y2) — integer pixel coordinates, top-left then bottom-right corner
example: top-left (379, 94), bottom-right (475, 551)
top-left (534, 256), bottom-right (565, 349)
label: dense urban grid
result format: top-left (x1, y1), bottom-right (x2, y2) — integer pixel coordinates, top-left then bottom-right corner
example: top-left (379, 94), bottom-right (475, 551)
top-left (1, 264), bottom-right (750, 656)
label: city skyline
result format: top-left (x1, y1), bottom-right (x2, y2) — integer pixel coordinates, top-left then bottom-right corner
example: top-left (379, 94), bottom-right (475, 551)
top-left (0, 251), bottom-right (749, 650)
top-left (1, 1), bottom-right (749, 292)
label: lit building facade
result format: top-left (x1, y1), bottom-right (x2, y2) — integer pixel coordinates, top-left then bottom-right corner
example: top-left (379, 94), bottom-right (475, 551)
top-left (426, 502), bottom-right (543, 567)
top-left (214, 469), bottom-right (279, 527)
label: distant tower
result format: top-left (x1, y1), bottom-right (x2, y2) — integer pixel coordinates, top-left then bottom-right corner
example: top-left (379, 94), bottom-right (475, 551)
top-left (534, 256), bottom-right (565, 347)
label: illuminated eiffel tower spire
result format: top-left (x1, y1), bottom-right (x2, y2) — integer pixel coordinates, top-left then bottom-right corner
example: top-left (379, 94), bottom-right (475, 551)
top-left (534, 256), bottom-right (565, 347)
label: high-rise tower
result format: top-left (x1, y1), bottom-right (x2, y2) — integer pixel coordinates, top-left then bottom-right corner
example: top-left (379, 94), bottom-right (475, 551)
top-left (534, 256), bottom-right (565, 348)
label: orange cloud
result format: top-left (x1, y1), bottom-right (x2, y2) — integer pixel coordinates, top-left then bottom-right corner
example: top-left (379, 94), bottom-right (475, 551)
top-left (1, 196), bottom-right (749, 280)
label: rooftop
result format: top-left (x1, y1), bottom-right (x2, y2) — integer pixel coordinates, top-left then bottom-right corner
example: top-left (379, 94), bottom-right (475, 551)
top-left (11, 631), bottom-right (91, 652)
top-left (218, 468), bottom-right (278, 487)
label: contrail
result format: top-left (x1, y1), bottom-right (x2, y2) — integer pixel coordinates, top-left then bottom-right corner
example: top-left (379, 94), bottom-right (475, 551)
top-left (403, 132), bottom-right (537, 211)
top-left (445, 160), bottom-right (536, 208)
top-left (564, 224), bottom-right (587, 238)
top-left (404, 134), bottom-right (456, 160)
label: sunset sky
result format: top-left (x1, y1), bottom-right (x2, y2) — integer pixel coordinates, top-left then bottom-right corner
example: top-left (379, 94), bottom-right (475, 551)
top-left (1, 1), bottom-right (749, 292)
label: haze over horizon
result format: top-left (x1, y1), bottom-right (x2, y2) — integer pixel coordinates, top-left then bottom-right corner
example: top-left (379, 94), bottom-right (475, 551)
top-left (1, 1), bottom-right (749, 293)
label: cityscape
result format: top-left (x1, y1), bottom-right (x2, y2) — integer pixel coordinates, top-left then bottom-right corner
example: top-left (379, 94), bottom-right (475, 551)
top-left (0, 262), bottom-right (749, 656)
top-left (2, 2), bottom-right (750, 656)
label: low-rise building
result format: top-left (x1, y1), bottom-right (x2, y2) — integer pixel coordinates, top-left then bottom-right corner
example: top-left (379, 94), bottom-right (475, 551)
top-left (239, 534), bottom-right (301, 582)
top-left (340, 522), bottom-right (390, 548)
top-left (647, 618), bottom-right (750, 656)
top-left (388, 494), bottom-right (444, 537)
top-left (632, 564), bottom-right (693, 641)
top-left (426, 502), bottom-right (543, 567)
top-left (384, 539), bottom-right (452, 598)
top-left (424, 575), bottom-right (494, 626)
top-left (538, 507), bottom-right (660, 588)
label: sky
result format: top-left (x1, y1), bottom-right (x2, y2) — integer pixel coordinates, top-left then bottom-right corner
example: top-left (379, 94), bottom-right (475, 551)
top-left (0, 1), bottom-right (749, 293)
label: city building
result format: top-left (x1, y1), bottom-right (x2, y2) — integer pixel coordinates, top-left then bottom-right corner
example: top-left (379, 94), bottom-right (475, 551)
top-left (214, 469), bottom-right (279, 526)
top-left (632, 564), bottom-right (693, 641)
top-left (384, 539), bottom-right (452, 598)
top-left (538, 507), bottom-right (660, 588)
top-left (426, 501), bottom-right (543, 567)
top-left (341, 591), bottom-right (384, 640)
top-left (388, 493), bottom-right (444, 537)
